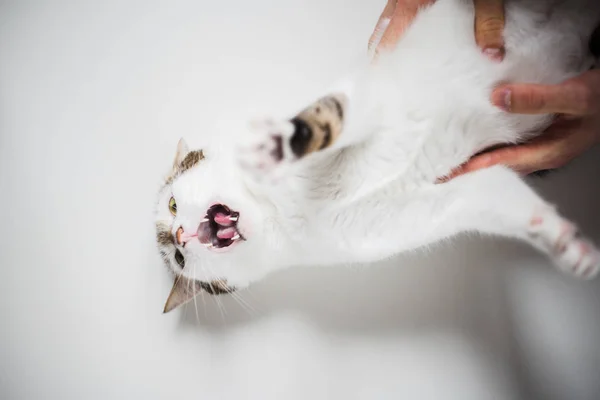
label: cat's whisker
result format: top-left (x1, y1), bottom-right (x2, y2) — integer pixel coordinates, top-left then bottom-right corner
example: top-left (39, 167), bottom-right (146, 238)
top-left (202, 265), bottom-right (226, 321)
top-left (209, 288), bottom-right (224, 320)
top-left (182, 271), bottom-right (192, 315)
top-left (214, 284), bottom-right (228, 317)
top-left (208, 268), bottom-right (231, 319)
top-left (230, 290), bottom-right (257, 316)
top-left (199, 258), bottom-right (253, 315)
top-left (232, 291), bottom-right (254, 314)
top-left (192, 256), bottom-right (209, 318)
top-left (214, 290), bottom-right (227, 322)
top-left (200, 288), bottom-right (208, 319)
top-left (192, 265), bottom-right (200, 325)
top-left (222, 280), bottom-right (253, 315)
top-left (242, 285), bottom-right (260, 305)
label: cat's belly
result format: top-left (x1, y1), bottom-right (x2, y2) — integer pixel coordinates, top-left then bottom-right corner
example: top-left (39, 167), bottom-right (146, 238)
top-left (278, 0), bottom-right (600, 266)
top-left (298, 183), bottom-right (439, 266)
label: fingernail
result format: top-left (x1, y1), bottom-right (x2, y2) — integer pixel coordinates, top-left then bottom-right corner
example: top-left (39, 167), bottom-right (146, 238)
top-left (483, 47), bottom-right (504, 62)
top-left (492, 88), bottom-right (512, 111)
top-left (369, 17), bottom-right (390, 52)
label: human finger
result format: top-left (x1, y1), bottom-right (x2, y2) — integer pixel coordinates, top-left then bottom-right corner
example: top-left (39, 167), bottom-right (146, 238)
top-left (473, 0), bottom-right (505, 61)
top-left (438, 136), bottom-right (569, 182)
top-left (369, 0), bottom-right (396, 52)
top-left (376, 0), bottom-right (436, 52)
top-left (492, 70), bottom-right (600, 115)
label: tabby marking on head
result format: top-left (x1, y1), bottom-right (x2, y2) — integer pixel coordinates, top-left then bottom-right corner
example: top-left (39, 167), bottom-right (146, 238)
top-left (164, 148), bottom-right (204, 187)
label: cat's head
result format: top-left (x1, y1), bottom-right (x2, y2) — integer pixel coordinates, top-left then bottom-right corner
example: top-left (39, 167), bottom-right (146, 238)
top-left (155, 138), bottom-right (275, 313)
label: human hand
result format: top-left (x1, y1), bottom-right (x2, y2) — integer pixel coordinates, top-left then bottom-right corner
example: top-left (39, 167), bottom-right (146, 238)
top-left (369, 1), bottom-right (600, 180)
top-left (443, 69), bottom-right (600, 180)
top-left (369, 0), bottom-right (506, 61)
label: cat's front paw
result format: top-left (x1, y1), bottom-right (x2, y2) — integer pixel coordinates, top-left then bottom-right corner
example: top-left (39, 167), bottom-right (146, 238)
top-left (237, 118), bottom-right (296, 182)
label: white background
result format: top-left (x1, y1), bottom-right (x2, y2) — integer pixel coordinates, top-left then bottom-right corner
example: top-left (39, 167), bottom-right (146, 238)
top-left (1, 1), bottom-right (599, 399)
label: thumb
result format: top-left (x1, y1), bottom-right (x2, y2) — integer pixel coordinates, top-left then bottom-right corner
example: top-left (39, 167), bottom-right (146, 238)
top-left (440, 144), bottom-right (544, 182)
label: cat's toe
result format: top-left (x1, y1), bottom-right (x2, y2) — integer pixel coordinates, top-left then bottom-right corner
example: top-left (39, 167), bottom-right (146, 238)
top-left (527, 210), bottom-right (599, 280)
top-left (555, 237), bottom-right (600, 280)
top-left (574, 241), bottom-right (600, 280)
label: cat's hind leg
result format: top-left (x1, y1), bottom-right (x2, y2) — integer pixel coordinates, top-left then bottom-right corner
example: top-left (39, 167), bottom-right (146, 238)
top-left (341, 165), bottom-right (599, 280)
top-left (435, 166), bottom-right (599, 279)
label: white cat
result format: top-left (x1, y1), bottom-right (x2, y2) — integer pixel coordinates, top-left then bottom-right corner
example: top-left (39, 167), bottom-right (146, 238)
top-left (156, 0), bottom-right (600, 312)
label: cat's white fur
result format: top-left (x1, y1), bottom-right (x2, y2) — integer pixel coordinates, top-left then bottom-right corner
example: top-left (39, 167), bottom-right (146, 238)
top-left (156, 0), bottom-right (600, 292)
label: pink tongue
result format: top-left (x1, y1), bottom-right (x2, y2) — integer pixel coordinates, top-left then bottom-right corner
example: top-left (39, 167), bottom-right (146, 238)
top-left (217, 227), bottom-right (237, 240)
top-left (214, 212), bottom-right (233, 226)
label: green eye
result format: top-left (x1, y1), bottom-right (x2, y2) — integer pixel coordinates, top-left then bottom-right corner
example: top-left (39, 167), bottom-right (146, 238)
top-left (169, 197), bottom-right (177, 216)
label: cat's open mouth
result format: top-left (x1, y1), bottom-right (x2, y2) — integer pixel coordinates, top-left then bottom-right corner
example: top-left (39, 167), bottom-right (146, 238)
top-left (197, 204), bottom-right (244, 250)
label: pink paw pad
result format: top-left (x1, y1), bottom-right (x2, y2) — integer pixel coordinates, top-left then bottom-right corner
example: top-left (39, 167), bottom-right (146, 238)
top-left (237, 118), bottom-right (295, 183)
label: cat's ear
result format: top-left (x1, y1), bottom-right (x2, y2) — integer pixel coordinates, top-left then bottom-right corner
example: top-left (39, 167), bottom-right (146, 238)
top-left (163, 275), bottom-right (202, 313)
top-left (172, 138), bottom-right (190, 170)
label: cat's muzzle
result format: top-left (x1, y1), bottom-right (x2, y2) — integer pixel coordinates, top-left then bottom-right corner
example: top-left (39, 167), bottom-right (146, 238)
top-left (197, 204), bottom-right (244, 250)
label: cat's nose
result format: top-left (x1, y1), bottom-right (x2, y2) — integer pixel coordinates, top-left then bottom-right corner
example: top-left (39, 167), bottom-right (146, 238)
top-left (175, 226), bottom-right (198, 246)
top-left (175, 227), bottom-right (184, 245)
